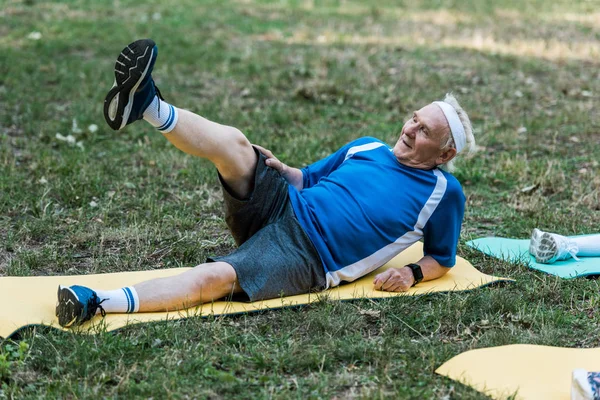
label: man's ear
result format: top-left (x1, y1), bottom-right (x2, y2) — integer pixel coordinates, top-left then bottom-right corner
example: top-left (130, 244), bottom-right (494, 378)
top-left (436, 147), bottom-right (457, 166)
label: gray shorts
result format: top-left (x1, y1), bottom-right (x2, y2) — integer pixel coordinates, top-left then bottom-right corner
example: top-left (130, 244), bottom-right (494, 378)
top-left (208, 148), bottom-right (326, 302)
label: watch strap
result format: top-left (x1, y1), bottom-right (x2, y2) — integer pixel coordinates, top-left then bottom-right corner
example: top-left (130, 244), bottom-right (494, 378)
top-left (406, 263), bottom-right (423, 286)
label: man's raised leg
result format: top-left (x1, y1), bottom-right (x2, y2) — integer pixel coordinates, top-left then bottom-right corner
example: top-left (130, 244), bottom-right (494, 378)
top-left (103, 38), bottom-right (257, 198)
top-left (56, 262), bottom-right (243, 327)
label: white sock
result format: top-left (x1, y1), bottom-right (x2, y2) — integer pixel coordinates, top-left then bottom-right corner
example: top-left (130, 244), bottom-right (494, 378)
top-left (142, 96), bottom-right (179, 133)
top-left (95, 287), bottom-right (140, 314)
top-left (571, 234), bottom-right (600, 257)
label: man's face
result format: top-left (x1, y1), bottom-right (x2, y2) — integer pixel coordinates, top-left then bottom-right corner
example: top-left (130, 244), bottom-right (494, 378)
top-left (392, 103), bottom-right (453, 169)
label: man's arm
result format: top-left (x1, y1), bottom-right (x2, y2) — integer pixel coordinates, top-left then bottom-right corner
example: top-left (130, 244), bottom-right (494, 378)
top-left (254, 145), bottom-right (303, 190)
top-left (373, 255), bottom-right (450, 292)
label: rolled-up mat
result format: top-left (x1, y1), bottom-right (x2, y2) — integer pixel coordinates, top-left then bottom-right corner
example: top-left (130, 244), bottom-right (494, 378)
top-left (467, 237), bottom-right (600, 278)
top-left (0, 242), bottom-right (511, 339)
top-left (436, 344), bottom-right (600, 400)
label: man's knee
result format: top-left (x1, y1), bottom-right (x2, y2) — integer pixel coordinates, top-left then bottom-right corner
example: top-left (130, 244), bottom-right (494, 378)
top-left (214, 127), bottom-right (255, 169)
top-left (190, 262), bottom-right (240, 297)
top-left (222, 126), bottom-right (251, 151)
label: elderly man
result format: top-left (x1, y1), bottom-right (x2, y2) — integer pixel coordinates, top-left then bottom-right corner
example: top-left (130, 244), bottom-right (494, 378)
top-left (56, 39), bottom-right (475, 327)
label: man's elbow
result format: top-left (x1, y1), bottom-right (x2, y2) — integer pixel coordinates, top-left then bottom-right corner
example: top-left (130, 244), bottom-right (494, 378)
top-left (432, 264), bottom-right (452, 279)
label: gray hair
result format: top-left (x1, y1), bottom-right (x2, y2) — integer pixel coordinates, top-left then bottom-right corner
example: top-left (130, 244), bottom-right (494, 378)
top-left (439, 93), bottom-right (475, 172)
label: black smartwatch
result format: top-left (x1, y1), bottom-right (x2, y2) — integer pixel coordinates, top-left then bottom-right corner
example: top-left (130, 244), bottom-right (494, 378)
top-left (406, 263), bottom-right (423, 286)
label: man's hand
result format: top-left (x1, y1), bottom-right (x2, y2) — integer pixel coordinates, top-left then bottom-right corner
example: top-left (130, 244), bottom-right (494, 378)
top-left (373, 267), bottom-right (415, 292)
top-left (254, 144), bottom-right (304, 191)
top-left (373, 257), bottom-right (451, 292)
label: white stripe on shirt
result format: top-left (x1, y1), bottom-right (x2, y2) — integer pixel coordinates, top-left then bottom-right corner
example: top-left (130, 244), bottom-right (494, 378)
top-left (344, 141), bottom-right (386, 161)
top-left (325, 169), bottom-right (448, 287)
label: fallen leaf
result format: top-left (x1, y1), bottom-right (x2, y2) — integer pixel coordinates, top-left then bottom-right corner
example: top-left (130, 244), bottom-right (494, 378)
top-left (27, 31), bottom-right (42, 40)
top-left (520, 184), bottom-right (539, 194)
top-left (56, 133), bottom-right (76, 144)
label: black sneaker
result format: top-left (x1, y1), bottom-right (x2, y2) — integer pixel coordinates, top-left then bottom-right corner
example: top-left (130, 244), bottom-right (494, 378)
top-left (55, 285), bottom-right (106, 327)
top-left (103, 39), bottom-right (163, 130)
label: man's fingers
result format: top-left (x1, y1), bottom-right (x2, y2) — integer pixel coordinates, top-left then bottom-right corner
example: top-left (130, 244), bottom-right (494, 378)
top-left (266, 158), bottom-right (285, 173)
top-left (381, 277), bottom-right (399, 291)
top-left (389, 282), bottom-right (410, 292)
top-left (373, 271), bottom-right (386, 288)
top-left (386, 282), bottom-right (402, 292)
top-left (376, 268), bottom-right (412, 292)
top-left (373, 276), bottom-right (383, 290)
top-left (373, 270), bottom-right (392, 290)
top-left (384, 279), bottom-right (409, 292)
top-left (254, 144), bottom-right (275, 159)
top-left (253, 144), bottom-right (287, 173)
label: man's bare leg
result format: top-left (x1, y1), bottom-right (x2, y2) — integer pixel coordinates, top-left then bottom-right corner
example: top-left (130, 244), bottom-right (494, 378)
top-left (56, 262), bottom-right (244, 326)
top-left (134, 262), bottom-right (243, 312)
top-left (103, 38), bottom-right (257, 198)
top-left (161, 109), bottom-right (257, 199)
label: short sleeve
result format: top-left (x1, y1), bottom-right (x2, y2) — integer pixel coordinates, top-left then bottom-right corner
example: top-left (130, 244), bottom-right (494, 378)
top-left (302, 137), bottom-right (384, 189)
top-left (422, 179), bottom-right (466, 267)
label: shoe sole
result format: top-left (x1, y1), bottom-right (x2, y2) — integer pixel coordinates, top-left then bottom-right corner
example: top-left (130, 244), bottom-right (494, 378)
top-left (103, 39), bottom-right (156, 131)
top-left (55, 285), bottom-right (83, 327)
top-left (535, 233), bottom-right (559, 263)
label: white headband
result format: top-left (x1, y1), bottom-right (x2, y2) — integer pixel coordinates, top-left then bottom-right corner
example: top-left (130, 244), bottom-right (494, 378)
top-left (433, 101), bottom-right (466, 154)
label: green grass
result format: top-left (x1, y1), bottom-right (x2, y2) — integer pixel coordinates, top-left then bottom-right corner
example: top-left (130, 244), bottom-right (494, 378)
top-left (1, 0), bottom-right (599, 397)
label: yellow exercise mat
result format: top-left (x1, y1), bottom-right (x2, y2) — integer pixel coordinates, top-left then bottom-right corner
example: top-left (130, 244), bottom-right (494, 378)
top-left (436, 344), bottom-right (600, 400)
top-left (0, 242), bottom-right (511, 339)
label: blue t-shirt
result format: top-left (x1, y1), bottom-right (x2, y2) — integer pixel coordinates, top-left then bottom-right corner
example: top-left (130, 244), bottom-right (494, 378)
top-left (287, 137), bottom-right (466, 288)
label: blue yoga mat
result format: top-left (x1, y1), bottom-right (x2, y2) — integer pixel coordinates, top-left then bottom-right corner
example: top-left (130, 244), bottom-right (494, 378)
top-left (467, 237), bottom-right (600, 279)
